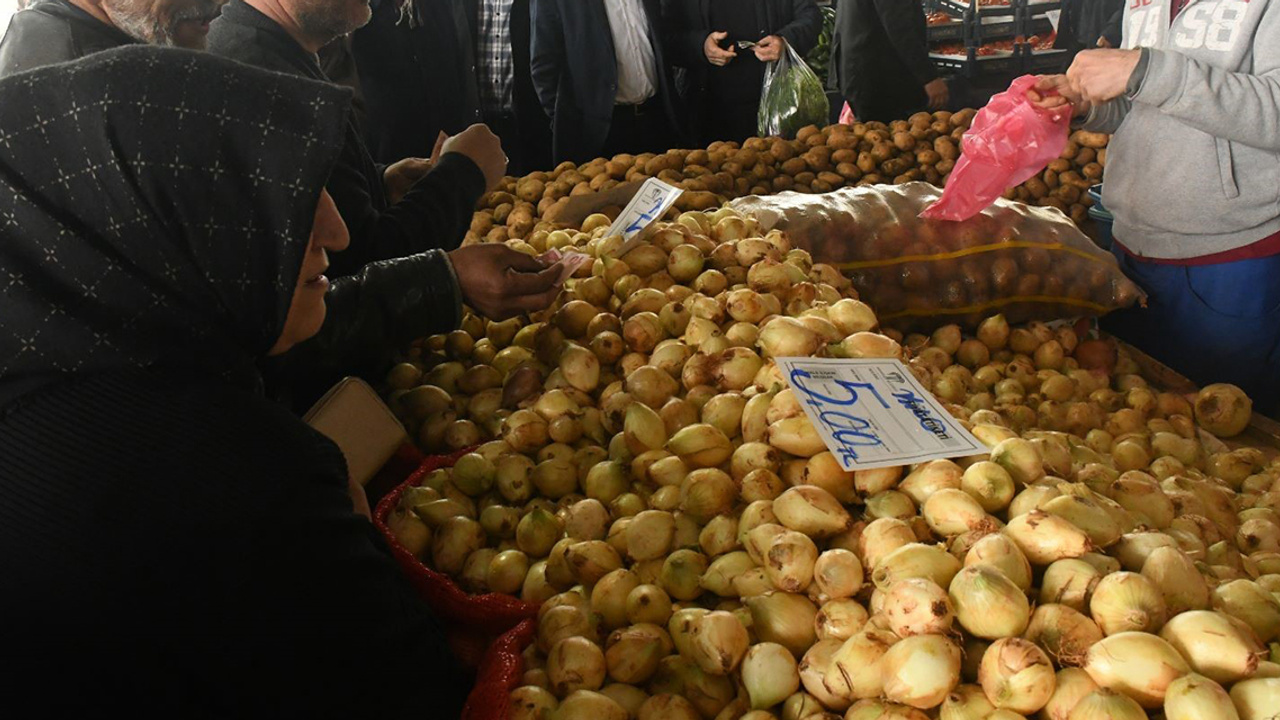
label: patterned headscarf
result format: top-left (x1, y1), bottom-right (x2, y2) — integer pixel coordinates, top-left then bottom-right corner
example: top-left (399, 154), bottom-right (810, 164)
top-left (0, 46), bottom-right (350, 406)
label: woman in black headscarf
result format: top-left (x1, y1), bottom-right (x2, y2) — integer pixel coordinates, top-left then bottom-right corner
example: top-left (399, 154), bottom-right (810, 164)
top-left (0, 47), bottom-right (466, 717)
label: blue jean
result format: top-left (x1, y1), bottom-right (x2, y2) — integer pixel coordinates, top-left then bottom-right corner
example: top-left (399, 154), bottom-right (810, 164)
top-left (1102, 247), bottom-right (1280, 418)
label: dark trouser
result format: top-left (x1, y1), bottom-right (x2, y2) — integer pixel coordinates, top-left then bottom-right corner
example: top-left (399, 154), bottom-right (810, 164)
top-left (483, 111), bottom-right (526, 176)
top-left (603, 98), bottom-right (672, 158)
top-left (1102, 246), bottom-right (1280, 417)
top-left (850, 82), bottom-right (930, 124)
top-left (698, 99), bottom-right (761, 146)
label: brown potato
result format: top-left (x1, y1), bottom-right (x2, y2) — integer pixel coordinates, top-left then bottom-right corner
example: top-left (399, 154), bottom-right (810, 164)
top-left (869, 142), bottom-right (894, 163)
top-left (1082, 162), bottom-right (1103, 180)
top-left (685, 149), bottom-right (710, 166)
top-left (864, 129), bottom-right (889, 144)
top-left (1097, 148), bottom-right (1107, 167)
top-left (933, 137), bottom-right (958, 161)
top-left (485, 226), bottom-right (510, 243)
top-left (1071, 130), bottom-right (1110, 148)
top-left (1053, 184), bottom-right (1082, 204)
top-left (537, 196), bottom-right (556, 216)
top-left (794, 171), bottom-right (816, 185)
top-left (772, 175), bottom-right (795, 191)
top-left (924, 167), bottom-right (942, 185)
top-left (744, 137), bottom-right (770, 152)
top-left (880, 157), bottom-right (911, 176)
top-left (894, 170), bottom-right (922, 184)
top-left (803, 148), bottom-right (832, 172)
top-left (681, 178), bottom-right (708, 192)
top-left (950, 127), bottom-right (966, 142)
top-left (810, 179), bottom-right (833, 193)
top-left (721, 161), bottom-right (744, 177)
top-left (734, 177), bottom-right (751, 195)
top-left (1044, 169), bottom-right (1060, 189)
top-left (770, 139), bottom-right (797, 162)
top-left (570, 181), bottom-right (593, 196)
top-left (1070, 204), bottom-right (1088, 225)
top-left (675, 191), bottom-right (720, 211)
top-left (827, 132), bottom-right (858, 150)
top-left (932, 110), bottom-right (953, 124)
top-left (1014, 186), bottom-right (1031, 202)
top-left (890, 119), bottom-right (911, 132)
top-left (1024, 177), bottom-right (1049, 199)
top-left (644, 155), bottom-right (674, 176)
top-left (935, 158), bottom-right (955, 175)
top-left (1074, 147), bottom-right (1096, 166)
top-left (733, 149), bottom-right (758, 166)
top-left (817, 171), bottom-right (844, 187)
top-left (836, 162), bottom-right (862, 181)
top-left (493, 202), bottom-right (513, 224)
top-left (950, 108), bottom-right (977, 128)
top-left (796, 125), bottom-right (822, 142)
top-left (589, 173), bottom-right (611, 190)
top-left (1059, 140), bottom-right (1080, 159)
top-left (832, 148), bottom-right (857, 164)
top-left (893, 131), bottom-right (916, 151)
top-left (1047, 158), bottom-right (1071, 173)
top-left (916, 149), bottom-right (941, 165)
top-left (861, 173), bottom-right (883, 184)
top-left (781, 157), bottom-right (807, 176)
top-left (470, 213), bottom-right (494, 235)
top-left (857, 151), bottom-right (877, 173)
top-left (658, 169), bottom-right (684, 184)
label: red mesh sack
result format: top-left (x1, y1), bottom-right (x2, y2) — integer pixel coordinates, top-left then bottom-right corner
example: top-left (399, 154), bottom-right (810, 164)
top-left (921, 75), bottom-right (1072, 222)
top-left (373, 449), bottom-right (540, 668)
top-left (461, 619), bottom-right (535, 720)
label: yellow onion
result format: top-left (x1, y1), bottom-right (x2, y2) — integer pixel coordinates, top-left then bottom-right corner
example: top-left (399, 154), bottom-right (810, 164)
top-left (1090, 571), bottom-right (1167, 636)
top-left (949, 566), bottom-right (1031, 639)
top-left (1160, 611), bottom-right (1263, 685)
top-left (923, 489), bottom-right (996, 537)
top-left (1194, 383), bottom-right (1252, 438)
top-left (688, 611), bottom-right (749, 676)
top-left (759, 317), bottom-right (824, 358)
top-left (839, 332), bottom-right (903, 359)
top-left (680, 468), bottom-right (737, 523)
top-left (1142, 545), bottom-right (1211, 615)
top-left (765, 530), bottom-right (820, 593)
top-left (961, 462), bottom-right (1016, 513)
top-left (1164, 673), bottom-right (1240, 720)
top-left (827, 628), bottom-right (899, 702)
top-left (899, 460), bottom-right (964, 506)
top-left (815, 598), bottom-right (869, 642)
top-left (865, 491), bottom-right (917, 521)
top-left (813, 549), bottom-right (864, 600)
top-left (1229, 677), bottom-right (1280, 720)
top-left (745, 592), bottom-right (818, 657)
top-left (843, 699), bottom-right (930, 720)
top-left (803, 452), bottom-right (857, 504)
top-left (741, 642), bottom-right (800, 709)
top-left (872, 543), bottom-right (963, 591)
top-left (964, 534), bottom-right (1033, 592)
top-left (1213, 579), bottom-right (1280, 642)
top-left (554, 690), bottom-right (628, 720)
top-left (860, 518), bottom-right (918, 571)
top-left (625, 510), bottom-right (675, 562)
top-left (1024, 603), bottom-right (1104, 667)
top-left (767, 415), bottom-right (827, 457)
top-left (1008, 485), bottom-right (1062, 520)
top-left (1066, 689), bottom-right (1147, 720)
top-left (797, 638), bottom-right (848, 711)
top-left (701, 551), bottom-right (757, 597)
top-left (604, 623), bottom-right (670, 685)
top-left (1042, 668), bottom-right (1099, 720)
top-left (697, 514), bottom-right (739, 557)
top-left (660, 549), bottom-right (708, 602)
top-left (592, 569), bottom-right (641, 630)
top-left (991, 437), bottom-right (1046, 485)
top-left (979, 638), bottom-right (1056, 714)
top-left (745, 523), bottom-right (788, 566)
top-left (548, 636), bottom-right (608, 695)
top-left (1084, 632), bottom-right (1189, 708)
top-left (667, 423), bottom-right (733, 468)
top-left (774, 485), bottom-right (853, 537)
top-left (938, 684), bottom-right (995, 720)
top-left (1042, 492), bottom-right (1123, 549)
top-left (881, 634), bottom-right (962, 709)
top-left (510, 685), bottom-right (558, 720)
top-left (883, 579), bottom-right (954, 637)
top-left (1003, 511), bottom-right (1092, 565)
top-left (637, 694), bottom-right (700, 720)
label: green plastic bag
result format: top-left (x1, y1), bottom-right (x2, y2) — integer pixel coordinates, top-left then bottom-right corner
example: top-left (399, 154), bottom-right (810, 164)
top-left (758, 40), bottom-right (830, 140)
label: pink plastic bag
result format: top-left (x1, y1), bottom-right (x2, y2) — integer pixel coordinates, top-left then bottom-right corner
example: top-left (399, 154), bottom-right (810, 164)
top-left (839, 102), bottom-right (856, 126)
top-left (921, 75), bottom-right (1072, 222)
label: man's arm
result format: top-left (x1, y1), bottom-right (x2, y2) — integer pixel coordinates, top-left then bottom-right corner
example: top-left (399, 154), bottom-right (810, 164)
top-left (1079, 97), bottom-right (1131, 134)
top-left (776, 0), bottom-right (824, 57)
top-left (869, 0), bottom-right (937, 85)
top-left (325, 152), bottom-right (486, 277)
top-left (1131, 48), bottom-right (1280, 151)
top-left (529, 0), bottom-right (565, 118)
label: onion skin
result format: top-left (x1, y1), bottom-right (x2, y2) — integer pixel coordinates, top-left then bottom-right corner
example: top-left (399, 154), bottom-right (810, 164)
top-left (1164, 673), bottom-right (1240, 720)
top-left (1159, 611), bottom-right (1264, 684)
top-left (1084, 631), bottom-right (1190, 708)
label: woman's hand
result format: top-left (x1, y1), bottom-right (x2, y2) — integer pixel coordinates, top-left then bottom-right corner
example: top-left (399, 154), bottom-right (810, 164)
top-left (704, 31), bottom-right (736, 66)
top-left (448, 244), bottom-right (562, 320)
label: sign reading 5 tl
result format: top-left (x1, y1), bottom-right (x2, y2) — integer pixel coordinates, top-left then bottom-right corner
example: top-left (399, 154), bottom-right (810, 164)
top-left (775, 357), bottom-right (987, 471)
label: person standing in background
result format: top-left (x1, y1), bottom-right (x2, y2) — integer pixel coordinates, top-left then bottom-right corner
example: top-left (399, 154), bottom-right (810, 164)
top-left (666, 0), bottom-right (821, 145)
top-left (830, 0), bottom-right (948, 122)
top-left (351, 0), bottom-right (484, 164)
top-left (530, 0), bottom-right (683, 164)
top-left (1055, 0), bottom-right (1125, 54)
top-left (465, 0), bottom-right (552, 174)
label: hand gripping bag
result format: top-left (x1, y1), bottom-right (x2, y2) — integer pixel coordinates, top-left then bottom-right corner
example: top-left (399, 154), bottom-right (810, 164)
top-left (921, 75), bottom-right (1072, 221)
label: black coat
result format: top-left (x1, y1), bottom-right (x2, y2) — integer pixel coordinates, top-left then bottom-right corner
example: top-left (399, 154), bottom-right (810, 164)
top-left (830, 0), bottom-right (938, 123)
top-left (664, 0), bottom-right (822, 142)
top-left (530, 0), bottom-right (683, 164)
top-left (208, 0), bottom-right (485, 277)
top-left (462, 0), bottom-right (553, 173)
top-left (0, 47), bottom-right (466, 717)
top-left (0, 0), bottom-right (137, 77)
top-left (352, 0), bottom-right (485, 163)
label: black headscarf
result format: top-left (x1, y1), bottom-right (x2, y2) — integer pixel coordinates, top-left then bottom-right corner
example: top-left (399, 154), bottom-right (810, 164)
top-left (0, 46), bottom-right (350, 407)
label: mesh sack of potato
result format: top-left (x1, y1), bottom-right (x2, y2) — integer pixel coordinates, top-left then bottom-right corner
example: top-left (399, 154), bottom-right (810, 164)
top-left (729, 182), bottom-right (1144, 332)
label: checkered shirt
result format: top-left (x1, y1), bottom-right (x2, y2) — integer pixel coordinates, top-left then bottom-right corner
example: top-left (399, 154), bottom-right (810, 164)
top-left (478, 0), bottom-right (515, 114)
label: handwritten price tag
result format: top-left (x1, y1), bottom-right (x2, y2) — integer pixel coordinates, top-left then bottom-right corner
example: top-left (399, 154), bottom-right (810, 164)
top-left (606, 178), bottom-right (683, 255)
top-left (775, 357), bottom-right (986, 471)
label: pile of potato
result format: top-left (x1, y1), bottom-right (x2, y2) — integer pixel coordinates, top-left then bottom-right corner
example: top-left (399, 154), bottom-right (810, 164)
top-left (466, 113), bottom-right (1108, 249)
top-left (383, 203), bottom-right (1280, 720)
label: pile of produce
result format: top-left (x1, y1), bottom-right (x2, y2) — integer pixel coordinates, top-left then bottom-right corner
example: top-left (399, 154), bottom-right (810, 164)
top-left (467, 114), bottom-right (1106, 250)
top-left (382, 205), bottom-right (1280, 720)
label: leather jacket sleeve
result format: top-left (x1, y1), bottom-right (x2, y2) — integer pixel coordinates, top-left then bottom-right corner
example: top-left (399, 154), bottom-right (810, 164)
top-left (266, 249), bottom-right (463, 411)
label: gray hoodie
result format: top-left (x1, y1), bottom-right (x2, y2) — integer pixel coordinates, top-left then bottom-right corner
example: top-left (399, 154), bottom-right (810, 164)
top-left (1083, 0), bottom-right (1280, 259)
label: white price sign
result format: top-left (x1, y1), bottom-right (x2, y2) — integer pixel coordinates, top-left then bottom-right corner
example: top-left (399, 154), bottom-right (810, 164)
top-left (606, 178), bottom-right (683, 253)
top-left (775, 357), bottom-right (986, 471)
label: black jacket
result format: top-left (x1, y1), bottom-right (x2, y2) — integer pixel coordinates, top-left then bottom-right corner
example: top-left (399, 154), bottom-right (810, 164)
top-left (351, 0), bottom-right (484, 163)
top-left (664, 0), bottom-right (822, 140)
top-left (530, 0), bottom-right (683, 164)
top-left (830, 0), bottom-right (937, 121)
top-left (462, 0), bottom-right (553, 174)
top-left (207, 0), bottom-right (484, 277)
top-left (0, 0), bottom-right (138, 77)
